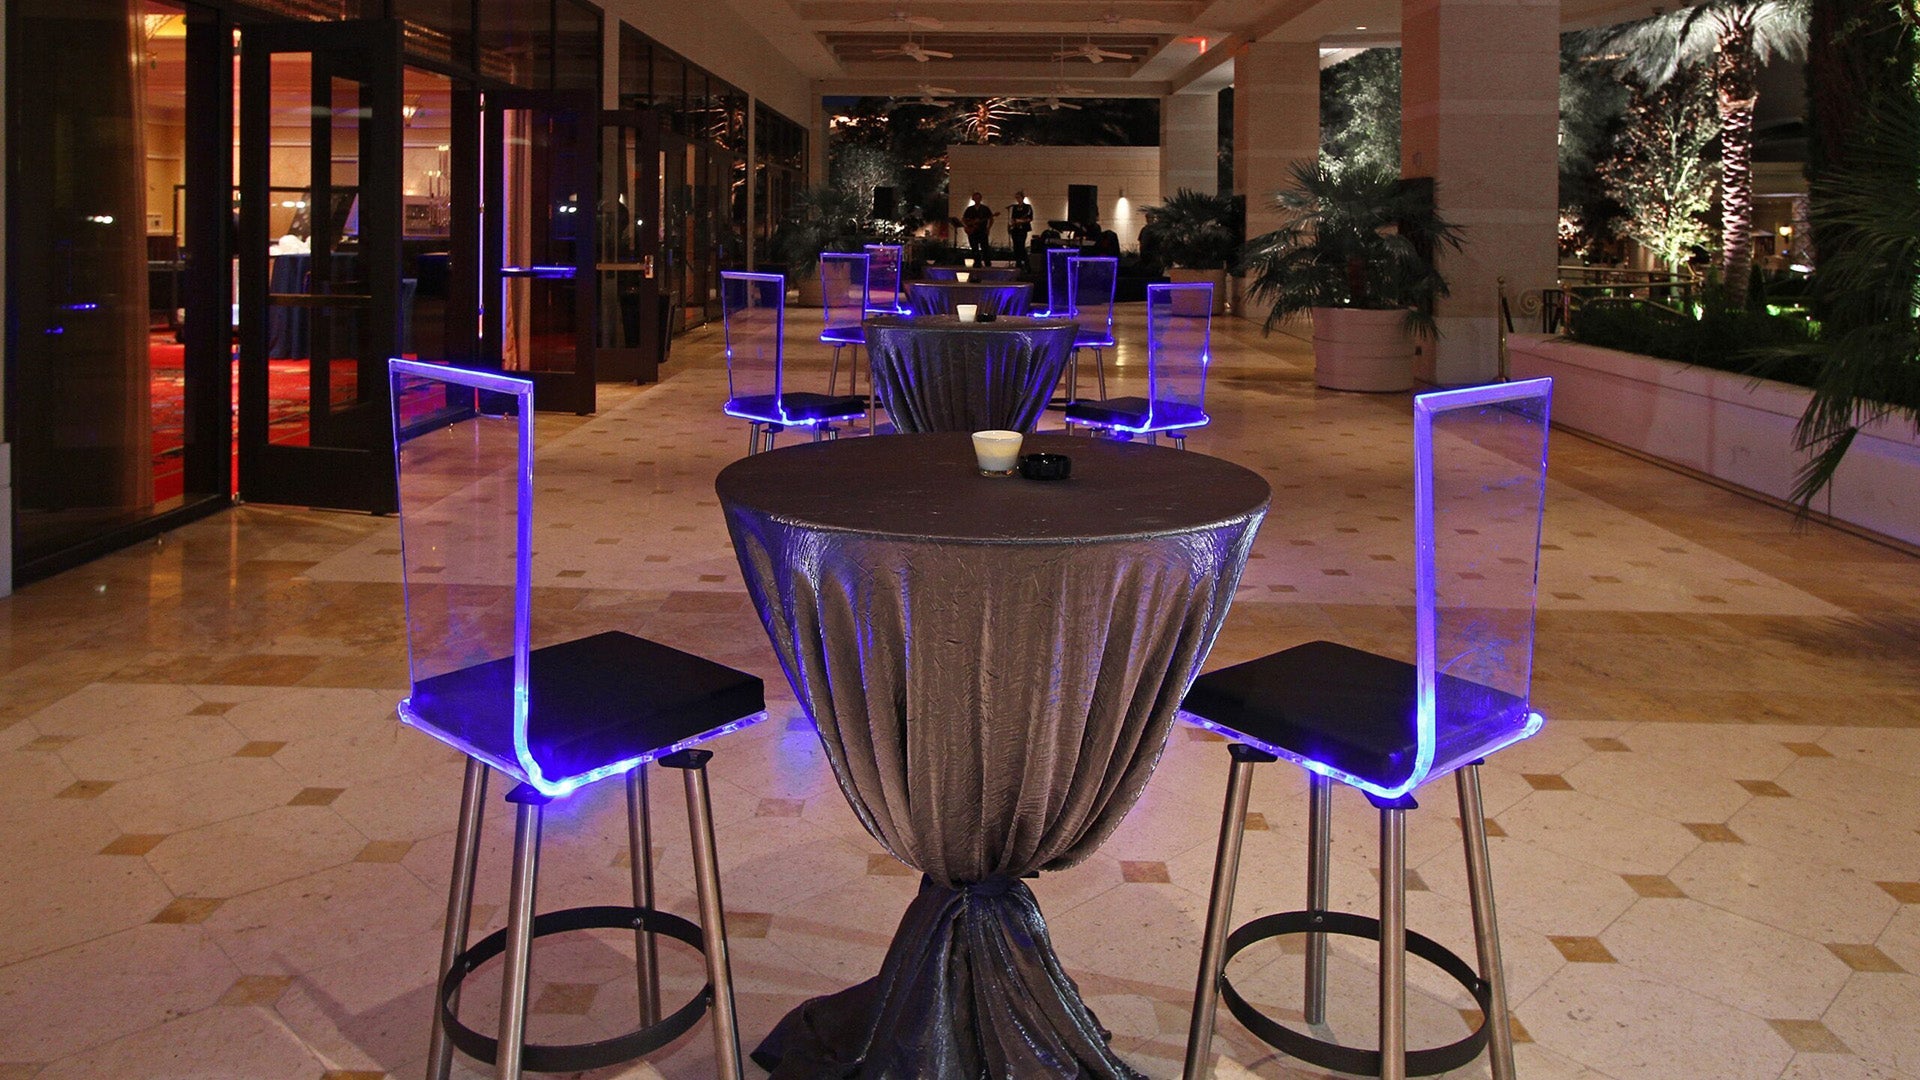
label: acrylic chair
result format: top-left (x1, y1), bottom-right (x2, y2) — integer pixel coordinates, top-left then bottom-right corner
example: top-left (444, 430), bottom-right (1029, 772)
top-left (721, 271), bottom-right (866, 454)
top-left (1179, 377), bottom-right (1554, 1080)
top-left (388, 359), bottom-right (767, 1080)
top-left (1062, 255), bottom-right (1119, 402)
top-left (819, 252), bottom-right (870, 396)
top-left (1035, 246), bottom-right (1077, 316)
top-left (863, 242), bottom-right (909, 315)
top-left (1064, 282), bottom-right (1211, 447)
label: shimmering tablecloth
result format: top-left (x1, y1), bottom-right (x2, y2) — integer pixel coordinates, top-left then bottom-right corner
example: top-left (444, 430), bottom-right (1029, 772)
top-left (864, 315), bottom-right (1077, 434)
top-left (923, 264), bottom-right (1021, 282)
top-left (717, 433), bottom-right (1270, 1079)
top-left (906, 280), bottom-right (1033, 317)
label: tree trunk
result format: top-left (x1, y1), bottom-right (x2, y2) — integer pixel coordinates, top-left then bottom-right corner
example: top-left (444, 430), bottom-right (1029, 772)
top-left (1714, 19), bottom-right (1760, 308)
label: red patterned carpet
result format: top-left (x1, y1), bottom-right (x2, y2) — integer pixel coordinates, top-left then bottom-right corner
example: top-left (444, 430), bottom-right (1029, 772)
top-left (148, 338), bottom-right (359, 502)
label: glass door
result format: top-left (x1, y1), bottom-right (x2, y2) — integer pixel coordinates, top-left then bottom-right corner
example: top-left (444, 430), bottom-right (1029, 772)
top-left (596, 110), bottom-right (662, 383)
top-left (482, 89), bottom-right (598, 414)
top-left (237, 19), bottom-right (402, 512)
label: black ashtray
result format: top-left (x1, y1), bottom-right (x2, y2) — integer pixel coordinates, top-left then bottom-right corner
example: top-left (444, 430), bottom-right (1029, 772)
top-left (1019, 453), bottom-right (1072, 481)
top-left (976, 310), bottom-right (998, 323)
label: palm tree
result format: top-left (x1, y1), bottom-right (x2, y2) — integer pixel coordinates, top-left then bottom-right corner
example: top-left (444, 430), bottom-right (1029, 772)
top-left (1581, 0), bottom-right (1808, 306)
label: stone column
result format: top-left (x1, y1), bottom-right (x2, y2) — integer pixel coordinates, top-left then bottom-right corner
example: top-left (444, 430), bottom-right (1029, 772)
top-left (1233, 42), bottom-right (1320, 245)
top-left (1401, 0), bottom-right (1559, 384)
top-left (1160, 91), bottom-right (1218, 197)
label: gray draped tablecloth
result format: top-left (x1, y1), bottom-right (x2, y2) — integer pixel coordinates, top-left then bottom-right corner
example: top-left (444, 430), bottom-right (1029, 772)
top-left (906, 280), bottom-right (1033, 317)
top-left (865, 315), bottom-right (1077, 434)
top-left (923, 264), bottom-right (1021, 282)
top-left (717, 433), bottom-right (1270, 1079)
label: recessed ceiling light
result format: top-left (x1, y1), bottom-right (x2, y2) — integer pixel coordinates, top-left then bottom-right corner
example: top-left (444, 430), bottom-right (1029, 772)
top-left (1355, 25), bottom-right (1367, 30)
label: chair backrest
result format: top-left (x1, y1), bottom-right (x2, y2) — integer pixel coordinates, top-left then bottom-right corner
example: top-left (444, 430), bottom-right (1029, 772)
top-left (719, 271), bottom-right (787, 419)
top-left (1141, 282), bottom-right (1213, 433)
top-left (388, 359), bottom-right (540, 786)
top-left (1044, 247), bottom-right (1076, 314)
top-left (820, 252), bottom-right (870, 333)
top-left (1406, 377), bottom-right (1554, 795)
top-left (1067, 256), bottom-right (1118, 337)
top-left (863, 243), bottom-right (904, 313)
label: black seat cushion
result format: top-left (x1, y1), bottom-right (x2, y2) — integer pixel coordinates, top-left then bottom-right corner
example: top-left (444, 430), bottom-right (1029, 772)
top-left (729, 392), bottom-right (867, 423)
top-left (1184, 640), bottom-right (1526, 789)
top-left (408, 631), bottom-right (765, 786)
top-left (1064, 397), bottom-right (1206, 431)
top-left (1184, 641), bottom-right (1422, 788)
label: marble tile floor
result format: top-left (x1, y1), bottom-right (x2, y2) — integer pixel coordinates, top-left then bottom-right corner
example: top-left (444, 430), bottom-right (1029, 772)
top-left (3, 304), bottom-right (1919, 1080)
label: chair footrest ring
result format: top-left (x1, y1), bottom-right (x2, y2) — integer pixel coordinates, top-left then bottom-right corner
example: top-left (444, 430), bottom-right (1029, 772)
top-left (1219, 909), bottom-right (1493, 1077)
top-left (439, 904), bottom-right (711, 1073)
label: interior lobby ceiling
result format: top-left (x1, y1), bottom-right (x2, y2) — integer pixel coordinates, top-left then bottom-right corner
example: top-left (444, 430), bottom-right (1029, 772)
top-left (758, 0), bottom-right (1673, 98)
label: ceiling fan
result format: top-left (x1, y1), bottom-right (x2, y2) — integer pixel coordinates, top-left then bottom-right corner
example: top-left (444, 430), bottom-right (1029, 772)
top-left (855, 6), bottom-right (942, 30)
top-left (874, 37), bottom-right (953, 61)
top-left (1099, 5), bottom-right (1158, 29)
top-left (1032, 94), bottom-right (1084, 111)
top-left (1053, 38), bottom-right (1131, 63)
top-left (900, 81), bottom-right (956, 106)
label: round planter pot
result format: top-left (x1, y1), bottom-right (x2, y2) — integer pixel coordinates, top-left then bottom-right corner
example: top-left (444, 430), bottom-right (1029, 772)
top-left (795, 269), bottom-right (825, 308)
top-left (1311, 307), bottom-right (1415, 392)
top-left (1167, 266), bottom-right (1228, 314)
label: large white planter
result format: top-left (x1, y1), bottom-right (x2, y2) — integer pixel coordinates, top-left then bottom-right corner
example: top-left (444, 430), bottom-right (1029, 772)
top-left (1167, 267), bottom-right (1228, 314)
top-left (1508, 333), bottom-right (1920, 548)
top-left (1312, 307), bottom-right (1415, 392)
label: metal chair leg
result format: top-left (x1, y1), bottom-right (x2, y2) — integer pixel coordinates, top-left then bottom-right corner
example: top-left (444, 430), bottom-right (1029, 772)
top-left (1379, 803), bottom-right (1408, 1080)
top-left (495, 785), bottom-right (548, 1080)
top-left (427, 758), bottom-right (489, 1080)
top-left (1458, 764), bottom-right (1517, 1080)
top-left (665, 749), bottom-right (743, 1080)
top-left (828, 345), bottom-right (843, 395)
top-left (1093, 347), bottom-right (1107, 399)
top-left (1304, 772), bottom-right (1333, 1026)
top-left (626, 766), bottom-right (661, 1028)
top-left (1183, 743), bottom-right (1275, 1080)
top-left (1066, 348), bottom-right (1080, 404)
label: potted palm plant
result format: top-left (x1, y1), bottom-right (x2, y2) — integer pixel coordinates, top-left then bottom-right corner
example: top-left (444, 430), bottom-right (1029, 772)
top-left (771, 186), bottom-right (869, 306)
top-left (1243, 163), bottom-right (1464, 391)
top-left (1140, 189), bottom-right (1245, 314)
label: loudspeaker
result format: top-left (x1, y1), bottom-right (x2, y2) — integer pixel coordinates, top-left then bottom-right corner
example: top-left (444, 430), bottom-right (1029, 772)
top-left (1067, 184), bottom-right (1098, 227)
top-left (872, 186), bottom-right (897, 219)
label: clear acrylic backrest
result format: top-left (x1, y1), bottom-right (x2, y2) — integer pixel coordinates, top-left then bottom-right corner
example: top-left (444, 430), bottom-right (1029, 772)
top-left (820, 253), bottom-right (870, 333)
top-left (863, 243), bottom-right (903, 313)
top-left (1068, 256), bottom-right (1119, 333)
top-left (720, 271), bottom-right (786, 412)
top-left (1412, 377), bottom-right (1553, 790)
top-left (1045, 248), bottom-right (1075, 313)
top-left (1145, 282), bottom-right (1213, 427)
top-left (389, 358), bottom-right (535, 781)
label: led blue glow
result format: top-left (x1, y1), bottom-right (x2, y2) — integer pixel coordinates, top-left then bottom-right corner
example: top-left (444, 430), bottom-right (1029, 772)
top-left (61, 302), bottom-right (101, 312)
top-left (863, 243), bottom-right (909, 315)
top-left (817, 253), bottom-right (872, 346)
top-left (1202, 376), bottom-right (1554, 799)
top-left (1067, 282), bottom-right (1213, 439)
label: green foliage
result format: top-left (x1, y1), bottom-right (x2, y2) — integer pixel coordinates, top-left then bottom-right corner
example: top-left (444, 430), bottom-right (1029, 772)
top-left (829, 144), bottom-right (902, 218)
top-left (1566, 299), bottom-right (1817, 383)
top-left (1319, 49), bottom-right (1401, 178)
top-left (1601, 73), bottom-right (1720, 272)
top-left (770, 186), bottom-right (871, 272)
top-left (1756, 77), bottom-right (1920, 506)
top-left (1242, 163), bottom-right (1464, 335)
top-left (1139, 189), bottom-right (1246, 271)
top-left (1558, 35), bottom-right (1632, 239)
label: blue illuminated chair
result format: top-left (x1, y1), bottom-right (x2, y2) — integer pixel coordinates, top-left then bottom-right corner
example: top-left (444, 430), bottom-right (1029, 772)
top-left (389, 359), bottom-right (766, 1080)
top-left (863, 242), bottom-right (908, 315)
top-left (1063, 255), bottom-right (1118, 401)
top-left (819, 252), bottom-right (870, 396)
top-left (1036, 246), bottom-right (1077, 317)
top-left (1179, 378), bottom-right (1553, 1080)
top-left (1064, 282), bottom-right (1212, 447)
top-left (721, 271), bottom-right (865, 454)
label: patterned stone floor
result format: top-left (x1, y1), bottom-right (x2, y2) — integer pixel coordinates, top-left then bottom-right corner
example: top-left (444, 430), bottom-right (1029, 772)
top-left (2, 304), bottom-right (1918, 1080)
